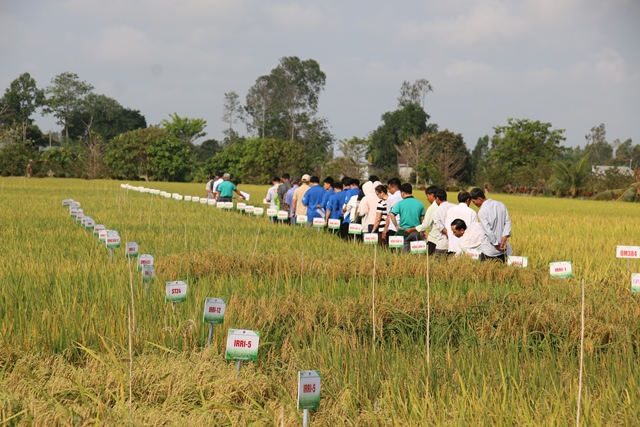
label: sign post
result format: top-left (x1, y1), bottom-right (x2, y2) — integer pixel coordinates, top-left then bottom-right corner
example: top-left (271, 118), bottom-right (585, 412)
top-left (388, 235), bottom-right (404, 251)
top-left (550, 261), bottom-right (572, 278)
top-left (348, 223), bottom-right (362, 243)
top-left (410, 240), bottom-right (427, 255)
top-left (312, 217), bottom-right (325, 232)
top-left (297, 370), bottom-right (321, 427)
top-left (277, 210), bottom-right (288, 224)
top-left (165, 281), bottom-right (188, 310)
top-left (632, 274), bottom-right (640, 293)
top-left (616, 245), bottom-right (640, 272)
top-left (327, 219), bottom-right (340, 234)
top-left (203, 298), bottom-right (226, 347)
top-left (125, 242), bottom-right (139, 259)
top-left (225, 329), bottom-right (260, 375)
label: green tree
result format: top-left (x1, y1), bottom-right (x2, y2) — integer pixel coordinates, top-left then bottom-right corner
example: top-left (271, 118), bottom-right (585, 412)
top-left (549, 155), bottom-right (590, 197)
top-left (105, 126), bottom-right (192, 181)
top-left (414, 130), bottom-right (470, 187)
top-left (194, 138), bottom-right (222, 163)
top-left (0, 141), bottom-right (37, 176)
top-left (470, 135), bottom-right (490, 183)
top-left (67, 93), bottom-right (146, 141)
top-left (488, 118), bottom-right (565, 187)
top-left (398, 78), bottom-right (433, 109)
top-left (221, 91), bottom-right (243, 138)
top-left (44, 72), bottom-right (94, 140)
top-left (160, 113), bottom-right (206, 146)
top-left (368, 103), bottom-right (435, 172)
top-left (203, 139), bottom-right (246, 182)
top-left (1, 72), bottom-right (45, 142)
top-left (583, 123), bottom-right (613, 165)
top-left (240, 138), bottom-right (309, 184)
top-left (325, 137), bottom-right (369, 179)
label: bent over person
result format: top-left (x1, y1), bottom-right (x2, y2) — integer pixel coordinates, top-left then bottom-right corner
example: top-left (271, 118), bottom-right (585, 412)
top-left (470, 188), bottom-right (512, 262)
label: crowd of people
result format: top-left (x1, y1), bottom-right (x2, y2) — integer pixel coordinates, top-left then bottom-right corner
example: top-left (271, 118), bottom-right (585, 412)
top-left (206, 172), bottom-right (513, 262)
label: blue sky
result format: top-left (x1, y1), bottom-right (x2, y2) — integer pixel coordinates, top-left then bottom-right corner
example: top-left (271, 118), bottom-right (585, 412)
top-left (1, 0), bottom-right (638, 148)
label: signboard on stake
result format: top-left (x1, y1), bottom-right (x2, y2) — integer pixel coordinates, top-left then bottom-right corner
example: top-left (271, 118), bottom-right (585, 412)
top-left (125, 242), bottom-right (139, 258)
top-left (550, 261), bottom-right (572, 278)
top-left (237, 202), bottom-right (246, 211)
top-left (363, 233), bottom-right (378, 245)
top-left (165, 281), bottom-right (187, 303)
top-left (141, 265), bottom-right (155, 283)
top-left (245, 205), bottom-right (254, 214)
top-left (94, 224), bottom-right (105, 236)
top-left (98, 229), bottom-right (107, 242)
top-left (277, 210), bottom-right (288, 220)
top-left (267, 208), bottom-right (277, 217)
top-left (199, 198), bottom-right (207, 205)
top-left (225, 329), bottom-right (260, 361)
top-left (224, 202), bottom-right (234, 209)
top-left (297, 215), bottom-right (308, 225)
top-left (185, 196), bottom-right (192, 201)
top-left (616, 246), bottom-right (640, 259)
top-left (508, 256), bottom-right (528, 267)
top-left (192, 196), bottom-right (200, 203)
top-left (410, 240), bottom-right (427, 254)
top-left (462, 249), bottom-right (481, 260)
top-left (389, 235), bottom-right (404, 249)
top-left (105, 234), bottom-right (121, 249)
top-left (217, 201), bottom-right (225, 209)
top-left (137, 254), bottom-right (154, 271)
top-left (203, 298), bottom-right (226, 324)
top-left (632, 273), bottom-right (640, 293)
top-left (327, 219), bottom-right (340, 230)
top-left (313, 217), bottom-right (325, 228)
top-left (62, 199), bottom-right (72, 207)
top-left (253, 207), bottom-right (264, 216)
top-left (208, 199), bottom-right (216, 206)
top-left (348, 223), bottom-right (362, 235)
top-left (84, 218), bottom-right (95, 230)
top-left (297, 370), bottom-right (321, 410)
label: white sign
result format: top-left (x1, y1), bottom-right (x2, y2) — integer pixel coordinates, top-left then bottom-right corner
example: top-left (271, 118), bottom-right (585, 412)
top-left (277, 210), bottom-right (288, 220)
top-left (410, 240), bottom-right (427, 254)
top-left (98, 229), bottom-right (107, 242)
top-left (93, 224), bottom-right (105, 236)
top-left (203, 298), bottom-right (226, 324)
top-left (185, 196), bottom-right (192, 201)
top-left (217, 201), bottom-right (225, 209)
top-left (616, 246), bottom-right (640, 259)
top-left (297, 370), bottom-right (321, 410)
top-left (508, 256), bottom-right (528, 267)
top-left (253, 207), bottom-right (264, 216)
top-left (313, 217), bottom-right (325, 228)
top-left (125, 242), bottom-right (139, 258)
top-left (550, 261), bottom-right (572, 278)
top-left (225, 329), bottom-right (260, 361)
top-left (208, 198), bottom-right (216, 206)
top-left (388, 235), bottom-right (404, 249)
top-left (237, 202), bottom-right (246, 211)
top-left (105, 235), bottom-right (121, 249)
top-left (245, 205), bottom-right (254, 213)
top-left (327, 219), bottom-right (341, 230)
top-left (199, 198), bottom-right (207, 204)
top-left (363, 233), bottom-right (378, 245)
top-left (348, 223), bottom-right (362, 235)
top-left (632, 273), bottom-right (640, 293)
top-left (137, 254), bottom-right (154, 271)
top-left (297, 215), bottom-right (308, 224)
top-left (192, 196), bottom-right (200, 203)
top-left (462, 249), bottom-right (481, 260)
top-left (62, 199), bottom-right (72, 206)
top-left (224, 202), bottom-right (234, 209)
top-left (267, 208), bottom-right (277, 217)
top-left (165, 281), bottom-right (188, 303)
top-left (141, 265), bottom-right (155, 283)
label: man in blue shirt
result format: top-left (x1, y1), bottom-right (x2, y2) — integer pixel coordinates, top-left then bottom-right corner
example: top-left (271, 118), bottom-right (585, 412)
top-left (285, 178), bottom-right (299, 225)
top-left (340, 178), bottom-right (360, 239)
top-left (320, 176), bottom-right (335, 211)
top-left (325, 181), bottom-right (344, 224)
top-left (302, 176), bottom-right (326, 224)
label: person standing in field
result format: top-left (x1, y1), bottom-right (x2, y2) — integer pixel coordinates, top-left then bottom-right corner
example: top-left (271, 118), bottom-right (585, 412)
top-left (292, 174), bottom-right (311, 222)
top-left (380, 178), bottom-right (402, 241)
top-left (432, 189), bottom-right (456, 257)
top-left (212, 171), bottom-right (224, 201)
top-left (320, 176), bottom-right (335, 214)
top-left (339, 178), bottom-right (360, 239)
top-left (285, 178), bottom-right (299, 224)
top-left (358, 180), bottom-right (382, 233)
top-left (445, 191), bottom-right (478, 254)
top-left (217, 173), bottom-right (245, 202)
top-left (265, 176), bottom-right (281, 222)
top-left (325, 181), bottom-right (344, 226)
top-left (302, 176), bottom-right (326, 225)
top-left (277, 173), bottom-right (291, 215)
top-left (415, 186), bottom-right (439, 255)
top-left (470, 188), bottom-right (512, 262)
top-left (206, 174), bottom-right (216, 199)
top-left (387, 183), bottom-right (425, 253)
top-left (372, 184), bottom-right (389, 240)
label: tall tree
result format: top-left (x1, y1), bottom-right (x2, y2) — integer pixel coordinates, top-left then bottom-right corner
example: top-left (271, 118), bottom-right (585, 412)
top-left (160, 113), bottom-right (206, 146)
top-left (395, 134), bottom-right (432, 185)
top-left (1, 72), bottom-right (45, 142)
top-left (470, 135), bottom-right (490, 183)
top-left (44, 72), bottom-right (94, 140)
top-left (221, 91), bottom-right (243, 138)
top-left (244, 56), bottom-right (328, 143)
top-left (398, 78), bottom-right (433, 109)
top-left (415, 130), bottom-right (470, 187)
top-left (584, 124), bottom-right (613, 165)
top-left (368, 103), bottom-right (436, 171)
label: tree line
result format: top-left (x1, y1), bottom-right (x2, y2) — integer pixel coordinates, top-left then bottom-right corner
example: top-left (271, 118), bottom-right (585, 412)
top-left (1, 57), bottom-right (638, 199)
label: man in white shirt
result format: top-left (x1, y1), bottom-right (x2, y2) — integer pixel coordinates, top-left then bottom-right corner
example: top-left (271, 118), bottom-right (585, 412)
top-left (445, 191), bottom-right (478, 254)
top-left (414, 186), bottom-right (439, 255)
top-left (432, 188), bottom-right (455, 257)
top-left (450, 219), bottom-right (483, 254)
top-left (212, 171), bottom-right (224, 201)
top-left (470, 187), bottom-right (512, 262)
top-left (265, 176), bottom-right (281, 222)
top-left (381, 178), bottom-right (402, 240)
top-left (205, 174), bottom-right (217, 199)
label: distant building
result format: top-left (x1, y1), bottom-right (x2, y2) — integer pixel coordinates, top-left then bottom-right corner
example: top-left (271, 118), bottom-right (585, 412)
top-left (592, 165), bottom-right (633, 177)
top-left (398, 156), bottom-right (413, 181)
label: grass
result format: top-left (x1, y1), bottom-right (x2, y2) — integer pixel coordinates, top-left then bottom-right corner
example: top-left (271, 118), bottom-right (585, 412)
top-left (1, 177), bottom-right (640, 425)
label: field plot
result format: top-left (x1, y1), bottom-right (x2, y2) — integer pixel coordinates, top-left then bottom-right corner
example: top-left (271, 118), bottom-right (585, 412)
top-left (1, 178), bottom-right (640, 426)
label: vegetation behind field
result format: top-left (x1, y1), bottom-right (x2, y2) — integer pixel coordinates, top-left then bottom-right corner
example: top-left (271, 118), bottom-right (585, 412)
top-left (1, 178), bottom-right (640, 426)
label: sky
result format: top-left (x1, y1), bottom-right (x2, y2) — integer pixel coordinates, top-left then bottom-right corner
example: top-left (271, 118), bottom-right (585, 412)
top-left (1, 0), bottom-right (639, 150)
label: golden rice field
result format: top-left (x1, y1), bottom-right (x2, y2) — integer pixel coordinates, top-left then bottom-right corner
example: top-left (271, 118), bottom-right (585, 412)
top-left (1, 177), bottom-right (640, 426)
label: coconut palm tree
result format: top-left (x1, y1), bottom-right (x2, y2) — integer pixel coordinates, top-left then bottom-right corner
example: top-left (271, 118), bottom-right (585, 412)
top-left (549, 155), bottom-right (590, 197)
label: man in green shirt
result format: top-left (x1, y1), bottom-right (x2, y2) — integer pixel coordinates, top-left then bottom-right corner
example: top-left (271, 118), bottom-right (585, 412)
top-left (389, 183), bottom-right (425, 253)
top-left (217, 173), bottom-right (246, 202)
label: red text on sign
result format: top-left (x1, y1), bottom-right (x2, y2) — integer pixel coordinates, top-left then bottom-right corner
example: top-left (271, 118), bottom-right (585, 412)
top-left (233, 340), bottom-right (252, 348)
top-left (171, 288), bottom-right (181, 294)
top-left (303, 384), bottom-right (316, 393)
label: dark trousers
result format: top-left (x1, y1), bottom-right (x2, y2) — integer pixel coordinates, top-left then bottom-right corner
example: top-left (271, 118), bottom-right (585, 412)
top-left (427, 241), bottom-right (436, 256)
top-left (480, 253), bottom-right (507, 262)
top-left (339, 222), bottom-right (350, 239)
top-left (403, 231), bottom-right (421, 254)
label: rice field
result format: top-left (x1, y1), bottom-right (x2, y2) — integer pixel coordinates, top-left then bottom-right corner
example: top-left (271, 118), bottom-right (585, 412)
top-left (1, 177), bottom-right (640, 426)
